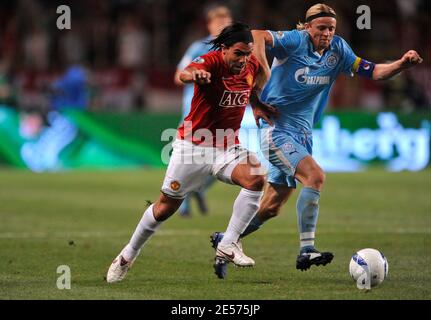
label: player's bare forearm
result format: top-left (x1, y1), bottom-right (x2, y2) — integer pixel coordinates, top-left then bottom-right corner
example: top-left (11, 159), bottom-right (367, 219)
top-left (252, 30), bottom-right (272, 80)
top-left (373, 60), bottom-right (405, 81)
top-left (174, 69), bottom-right (184, 86)
top-left (249, 89), bottom-right (263, 109)
top-left (179, 67), bottom-right (211, 85)
top-left (373, 50), bottom-right (423, 81)
top-left (254, 67), bottom-right (269, 93)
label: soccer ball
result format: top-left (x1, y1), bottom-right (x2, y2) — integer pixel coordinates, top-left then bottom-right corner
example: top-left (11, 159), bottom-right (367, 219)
top-left (349, 248), bottom-right (388, 290)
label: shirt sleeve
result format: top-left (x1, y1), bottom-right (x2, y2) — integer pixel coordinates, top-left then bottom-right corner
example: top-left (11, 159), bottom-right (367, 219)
top-left (268, 30), bottom-right (302, 59)
top-left (187, 52), bottom-right (215, 73)
top-left (338, 37), bottom-right (360, 76)
top-left (177, 41), bottom-right (202, 70)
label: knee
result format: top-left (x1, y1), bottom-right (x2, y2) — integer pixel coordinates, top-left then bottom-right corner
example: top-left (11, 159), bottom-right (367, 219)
top-left (153, 196), bottom-right (182, 221)
top-left (314, 170), bottom-right (326, 187)
top-left (264, 207), bottom-right (281, 220)
top-left (307, 169), bottom-right (325, 190)
top-left (242, 175), bottom-right (265, 191)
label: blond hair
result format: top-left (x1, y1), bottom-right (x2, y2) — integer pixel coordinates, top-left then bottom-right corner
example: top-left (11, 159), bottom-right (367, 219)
top-left (205, 4), bottom-right (232, 22)
top-left (296, 3), bottom-right (337, 30)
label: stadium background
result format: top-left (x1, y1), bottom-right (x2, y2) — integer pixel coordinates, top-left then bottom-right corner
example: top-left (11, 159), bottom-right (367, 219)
top-left (0, 0), bottom-right (430, 300)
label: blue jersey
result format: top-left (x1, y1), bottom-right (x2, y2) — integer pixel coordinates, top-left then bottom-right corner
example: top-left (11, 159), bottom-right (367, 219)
top-left (177, 36), bottom-right (213, 119)
top-left (261, 30), bottom-right (358, 132)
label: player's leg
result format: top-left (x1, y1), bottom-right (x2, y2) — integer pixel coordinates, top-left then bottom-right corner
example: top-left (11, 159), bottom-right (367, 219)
top-left (106, 193), bottom-right (183, 283)
top-left (123, 193), bottom-right (183, 259)
top-left (226, 128), bottom-right (297, 240)
top-left (239, 126), bottom-right (298, 237)
top-left (243, 181), bottom-right (294, 236)
top-left (221, 154), bottom-right (265, 245)
top-left (193, 175), bottom-right (217, 215)
top-left (179, 196), bottom-right (191, 217)
top-left (212, 153), bottom-right (265, 278)
top-left (294, 155), bottom-right (333, 270)
top-left (107, 139), bottom-right (210, 282)
top-left (210, 182), bottom-right (294, 250)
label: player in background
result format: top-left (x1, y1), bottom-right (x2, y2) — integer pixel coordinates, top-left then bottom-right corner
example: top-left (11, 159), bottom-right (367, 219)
top-left (173, 3), bottom-right (233, 217)
top-left (211, 3), bottom-right (423, 278)
top-left (107, 23), bottom-right (278, 283)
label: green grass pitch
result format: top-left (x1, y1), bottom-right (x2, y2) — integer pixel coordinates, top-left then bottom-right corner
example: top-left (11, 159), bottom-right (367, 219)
top-left (0, 167), bottom-right (430, 299)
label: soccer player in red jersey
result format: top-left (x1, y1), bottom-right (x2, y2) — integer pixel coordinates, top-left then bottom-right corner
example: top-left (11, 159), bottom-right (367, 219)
top-left (107, 23), bottom-right (278, 283)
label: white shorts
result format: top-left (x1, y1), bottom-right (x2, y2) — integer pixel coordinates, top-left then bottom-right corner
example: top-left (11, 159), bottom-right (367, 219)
top-left (161, 139), bottom-right (252, 199)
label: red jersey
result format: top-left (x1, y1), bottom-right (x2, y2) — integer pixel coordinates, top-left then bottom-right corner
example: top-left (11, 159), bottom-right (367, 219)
top-left (177, 50), bottom-right (259, 148)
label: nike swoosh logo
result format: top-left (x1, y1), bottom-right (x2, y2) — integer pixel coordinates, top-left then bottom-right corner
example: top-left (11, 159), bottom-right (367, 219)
top-left (217, 249), bottom-right (235, 260)
top-left (120, 256), bottom-right (129, 266)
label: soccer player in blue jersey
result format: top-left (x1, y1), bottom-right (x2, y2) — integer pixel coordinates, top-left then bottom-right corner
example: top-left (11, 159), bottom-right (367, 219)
top-left (173, 4), bottom-right (232, 217)
top-left (211, 3), bottom-right (423, 278)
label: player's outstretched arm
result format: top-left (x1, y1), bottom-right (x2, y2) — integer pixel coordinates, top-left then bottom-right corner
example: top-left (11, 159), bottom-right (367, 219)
top-left (372, 50), bottom-right (423, 81)
top-left (179, 67), bottom-right (211, 85)
top-left (252, 30), bottom-right (273, 82)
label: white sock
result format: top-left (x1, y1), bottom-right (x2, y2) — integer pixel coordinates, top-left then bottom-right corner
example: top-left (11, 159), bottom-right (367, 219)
top-left (122, 204), bottom-right (162, 261)
top-left (220, 188), bottom-right (263, 246)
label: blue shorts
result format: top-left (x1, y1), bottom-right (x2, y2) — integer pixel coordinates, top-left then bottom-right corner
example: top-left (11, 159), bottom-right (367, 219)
top-left (260, 127), bottom-right (312, 188)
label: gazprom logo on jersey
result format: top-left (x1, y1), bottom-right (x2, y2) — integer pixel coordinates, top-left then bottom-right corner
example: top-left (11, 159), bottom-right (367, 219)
top-left (295, 67), bottom-right (330, 85)
top-left (219, 90), bottom-right (251, 108)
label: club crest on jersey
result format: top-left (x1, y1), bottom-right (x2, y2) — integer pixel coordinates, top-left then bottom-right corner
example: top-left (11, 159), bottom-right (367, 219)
top-left (192, 57), bottom-right (205, 64)
top-left (281, 143), bottom-right (297, 155)
top-left (325, 53), bottom-right (338, 67)
top-left (170, 180), bottom-right (181, 191)
top-left (276, 31), bottom-right (284, 39)
top-left (219, 90), bottom-right (251, 108)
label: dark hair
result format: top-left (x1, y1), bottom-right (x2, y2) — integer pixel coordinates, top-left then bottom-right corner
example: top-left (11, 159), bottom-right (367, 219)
top-left (207, 22), bottom-right (253, 51)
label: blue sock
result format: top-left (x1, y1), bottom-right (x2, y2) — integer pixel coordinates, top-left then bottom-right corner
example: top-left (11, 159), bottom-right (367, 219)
top-left (179, 197), bottom-right (190, 215)
top-left (240, 214), bottom-right (262, 238)
top-left (296, 187), bottom-right (320, 254)
top-left (203, 175), bottom-right (217, 190)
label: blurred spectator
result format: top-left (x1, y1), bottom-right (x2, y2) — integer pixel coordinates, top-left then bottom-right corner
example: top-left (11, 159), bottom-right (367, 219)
top-left (115, 13), bottom-right (150, 111)
top-left (58, 24), bottom-right (87, 65)
top-left (23, 23), bottom-right (50, 71)
top-left (117, 14), bottom-right (150, 70)
top-left (0, 61), bottom-right (17, 107)
top-left (49, 65), bottom-right (88, 111)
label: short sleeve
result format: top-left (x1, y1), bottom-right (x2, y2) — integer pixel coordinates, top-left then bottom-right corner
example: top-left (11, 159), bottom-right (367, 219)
top-left (338, 37), bottom-right (359, 76)
top-left (268, 30), bottom-right (302, 59)
top-left (177, 41), bottom-right (204, 70)
top-left (187, 52), bottom-right (216, 72)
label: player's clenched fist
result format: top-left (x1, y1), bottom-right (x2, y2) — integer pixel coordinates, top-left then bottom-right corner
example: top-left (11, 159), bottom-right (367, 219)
top-left (179, 68), bottom-right (212, 85)
top-left (192, 70), bottom-right (211, 84)
top-left (401, 50), bottom-right (423, 67)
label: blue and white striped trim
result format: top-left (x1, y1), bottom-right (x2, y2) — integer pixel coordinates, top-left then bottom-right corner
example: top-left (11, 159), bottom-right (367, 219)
top-left (300, 232), bottom-right (315, 240)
